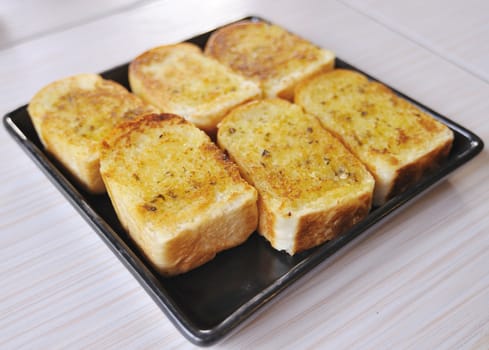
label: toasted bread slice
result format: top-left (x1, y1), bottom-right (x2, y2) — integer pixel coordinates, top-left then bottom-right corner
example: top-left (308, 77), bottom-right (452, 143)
top-left (128, 42), bottom-right (261, 133)
top-left (295, 69), bottom-right (454, 205)
top-left (27, 74), bottom-right (158, 193)
top-left (205, 20), bottom-right (335, 100)
top-left (99, 113), bottom-right (258, 275)
top-left (217, 99), bottom-right (374, 254)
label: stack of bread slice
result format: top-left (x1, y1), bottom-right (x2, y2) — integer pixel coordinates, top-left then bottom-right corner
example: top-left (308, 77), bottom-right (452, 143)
top-left (27, 19), bottom-right (454, 275)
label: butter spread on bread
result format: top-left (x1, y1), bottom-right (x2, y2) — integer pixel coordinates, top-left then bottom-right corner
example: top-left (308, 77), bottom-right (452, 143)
top-left (129, 42), bottom-right (261, 133)
top-left (205, 20), bottom-right (335, 100)
top-left (295, 69), bottom-right (454, 205)
top-left (28, 73), bottom-right (158, 193)
top-left (217, 99), bottom-right (374, 254)
top-left (100, 113), bottom-right (258, 275)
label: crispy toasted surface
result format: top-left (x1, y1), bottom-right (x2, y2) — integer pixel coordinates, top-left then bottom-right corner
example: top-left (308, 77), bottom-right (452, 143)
top-left (205, 21), bottom-right (335, 100)
top-left (128, 42), bottom-right (261, 133)
top-left (27, 74), bottom-right (158, 193)
top-left (217, 99), bottom-right (374, 254)
top-left (295, 69), bottom-right (454, 205)
top-left (100, 113), bottom-right (258, 275)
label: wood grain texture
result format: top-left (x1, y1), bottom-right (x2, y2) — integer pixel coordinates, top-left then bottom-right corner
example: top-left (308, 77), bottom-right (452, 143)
top-left (0, 0), bottom-right (488, 348)
top-left (0, 0), bottom-right (153, 49)
top-left (342, 0), bottom-right (489, 83)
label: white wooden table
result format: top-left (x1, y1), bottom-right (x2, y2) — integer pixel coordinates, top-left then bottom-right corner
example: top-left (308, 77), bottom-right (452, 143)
top-left (1, 0), bottom-right (488, 348)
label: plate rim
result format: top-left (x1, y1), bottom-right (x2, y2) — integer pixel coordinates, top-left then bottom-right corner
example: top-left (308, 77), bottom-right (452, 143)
top-left (2, 15), bottom-right (484, 346)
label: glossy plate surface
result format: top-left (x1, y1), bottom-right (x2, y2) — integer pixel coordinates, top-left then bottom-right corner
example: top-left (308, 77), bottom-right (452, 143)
top-left (2, 17), bottom-right (484, 346)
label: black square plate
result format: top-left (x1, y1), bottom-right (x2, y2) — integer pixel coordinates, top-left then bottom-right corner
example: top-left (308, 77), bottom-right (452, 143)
top-left (3, 16), bottom-right (484, 346)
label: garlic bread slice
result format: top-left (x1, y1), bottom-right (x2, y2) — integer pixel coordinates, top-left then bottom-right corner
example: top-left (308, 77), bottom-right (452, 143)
top-left (100, 113), bottom-right (258, 275)
top-left (28, 74), bottom-right (158, 193)
top-left (205, 21), bottom-right (335, 100)
top-left (218, 99), bottom-right (374, 254)
top-left (295, 69), bottom-right (454, 205)
top-left (129, 42), bottom-right (261, 133)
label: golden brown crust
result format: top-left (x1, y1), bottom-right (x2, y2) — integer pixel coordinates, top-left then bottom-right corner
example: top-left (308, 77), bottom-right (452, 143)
top-left (205, 20), bottom-right (335, 100)
top-left (295, 192), bottom-right (371, 252)
top-left (162, 194), bottom-right (258, 275)
top-left (100, 113), bottom-right (258, 275)
top-left (387, 136), bottom-right (452, 201)
top-left (128, 42), bottom-right (261, 133)
top-left (295, 69), bottom-right (454, 205)
top-left (45, 140), bottom-right (105, 193)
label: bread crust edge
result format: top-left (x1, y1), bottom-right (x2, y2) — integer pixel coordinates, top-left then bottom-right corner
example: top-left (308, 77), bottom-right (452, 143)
top-left (385, 133), bottom-right (453, 203)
